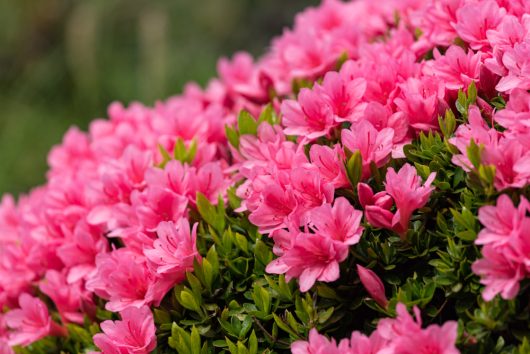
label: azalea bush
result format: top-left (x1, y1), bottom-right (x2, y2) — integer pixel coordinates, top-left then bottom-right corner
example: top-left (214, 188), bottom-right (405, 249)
top-left (1, 0), bottom-right (530, 353)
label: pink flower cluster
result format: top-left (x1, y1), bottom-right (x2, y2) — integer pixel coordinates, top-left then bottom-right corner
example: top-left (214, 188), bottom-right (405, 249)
top-left (291, 303), bottom-right (459, 354)
top-left (0, 0), bottom-right (529, 352)
top-left (0, 14), bottom-right (266, 350)
top-left (472, 195), bottom-right (530, 301)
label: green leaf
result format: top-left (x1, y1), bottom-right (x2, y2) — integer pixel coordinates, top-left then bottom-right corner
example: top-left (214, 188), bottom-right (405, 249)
top-left (196, 192), bottom-right (225, 234)
top-left (248, 330), bottom-right (258, 354)
top-left (258, 104), bottom-right (278, 125)
top-left (273, 313), bottom-right (301, 339)
top-left (438, 109), bottom-right (456, 137)
top-left (178, 288), bottom-right (202, 313)
top-left (158, 143), bottom-right (172, 168)
top-left (467, 81), bottom-right (477, 104)
top-left (345, 150), bottom-right (363, 188)
top-left (238, 110), bottom-right (258, 135)
top-left (191, 326), bottom-right (201, 354)
top-left (466, 139), bottom-right (482, 169)
top-left (225, 125), bottom-right (240, 149)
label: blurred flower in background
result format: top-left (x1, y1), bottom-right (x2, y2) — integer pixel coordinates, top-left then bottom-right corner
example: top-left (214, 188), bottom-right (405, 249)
top-left (0, 0), bottom-right (317, 195)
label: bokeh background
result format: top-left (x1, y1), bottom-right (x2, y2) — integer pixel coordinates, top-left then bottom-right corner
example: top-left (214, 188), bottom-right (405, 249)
top-left (0, 0), bottom-right (317, 195)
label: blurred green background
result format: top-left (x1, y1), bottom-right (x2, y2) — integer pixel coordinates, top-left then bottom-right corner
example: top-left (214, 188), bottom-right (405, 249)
top-left (0, 0), bottom-right (317, 196)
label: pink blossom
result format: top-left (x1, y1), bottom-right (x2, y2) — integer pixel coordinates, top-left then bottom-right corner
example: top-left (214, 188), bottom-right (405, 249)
top-left (341, 121), bottom-right (394, 179)
top-left (454, 0), bottom-right (506, 50)
top-left (47, 127), bottom-right (95, 178)
top-left (144, 219), bottom-right (200, 284)
top-left (248, 182), bottom-right (298, 234)
top-left (131, 186), bottom-right (188, 234)
top-left (426, 46), bottom-right (482, 91)
top-left (189, 162), bottom-right (230, 204)
top-left (496, 39), bottom-right (530, 92)
top-left (39, 270), bottom-right (89, 324)
top-left (0, 341), bottom-right (13, 354)
top-left (358, 183), bottom-right (395, 230)
top-left (266, 232), bottom-right (349, 292)
top-left (386, 321), bottom-right (459, 354)
top-left (450, 106), bottom-right (500, 171)
top-left (485, 15), bottom-right (529, 77)
top-left (412, 0), bottom-right (462, 48)
top-left (281, 88), bottom-right (336, 142)
top-left (309, 145), bottom-right (349, 188)
top-left (290, 166), bottom-right (335, 222)
top-left (314, 70), bottom-right (367, 122)
top-left (291, 328), bottom-right (348, 354)
top-left (394, 77), bottom-right (448, 132)
top-left (472, 245), bottom-right (525, 301)
top-left (494, 89), bottom-right (530, 133)
top-left (217, 51), bottom-right (269, 104)
top-left (309, 197), bottom-right (363, 245)
top-left (384, 164), bottom-right (436, 235)
top-left (482, 138), bottom-right (529, 190)
top-left (477, 195), bottom-right (530, 247)
top-left (56, 221), bottom-right (108, 283)
top-left (356, 265), bottom-right (388, 308)
top-left (292, 304), bottom-right (458, 354)
top-left (339, 48), bottom-right (416, 105)
top-left (93, 306), bottom-right (156, 354)
top-left (85, 249), bottom-right (167, 312)
top-left (238, 122), bottom-right (298, 171)
top-left (0, 195), bottom-right (19, 243)
top-left (5, 294), bottom-right (64, 347)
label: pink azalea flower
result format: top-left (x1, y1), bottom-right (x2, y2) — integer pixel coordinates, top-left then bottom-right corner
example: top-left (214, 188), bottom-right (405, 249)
top-left (85, 249), bottom-right (167, 312)
top-left (189, 162), bottom-right (230, 204)
top-left (450, 106), bottom-right (501, 171)
top-left (0, 195), bottom-right (19, 243)
top-left (482, 138), bottom-right (529, 190)
top-left (454, 0), bottom-right (507, 50)
top-left (47, 127), bottom-right (95, 178)
top-left (248, 182), bottom-right (298, 234)
top-left (411, 0), bottom-right (462, 48)
top-left (56, 221), bottom-right (108, 284)
top-left (426, 45), bottom-right (482, 91)
top-left (309, 197), bottom-right (364, 245)
top-left (290, 166), bottom-right (335, 223)
top-left (292, 304), bottom-right (458, 354)
top-left (291, 328), bottom-right (348, 354)
top-left (266, 232), bottom-right (349, 292)
top-left (476, 195), bottom-right (530, 247)
top-left (144, 219), bottom-right (201, 284)
top-left (39, 270), bottom-right (89, 324)
top-left (217, 51), bottom-right (269, 104)
top-left (131, 186), bottom-right (188, 234)
top-left (340, 48), bottom-right (415, 105)
top-left (472, 245), bottom-right (525, 301)
top-left (356, 265), bottom-right (388, 308)
top-left (341, 121), bottom-right (394, 179)
top-left (0, 340), bottom-right (14, 354)
top-left (484, 15), bottom-right (528, 78)
top-left (358, 183), bottom-right (395, 230)
top-left (93, 306), bottom-right (156, 354)
top-left (494, 89), bottom-right (530, 133)
top-left (5, 294), bottom-right (65, 347)
top-left (360, 102), bottom-right (411, 158)
top-left (384, 164), bottom-right (436, 235)
top-left (496, 39), bottom-right (530, 92)
top-left (377, 303), bottom-right (424, 341)
top-left (314, 70), bottom-right (367, 122)
top-left (309, 145), bottom-right (350, 188)
top-left (386, 321), bottom-right (459, 354)
top-left (281, 88), bottom-right (336, 142)
top-left (394, 77), bottom-right (448, 132)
